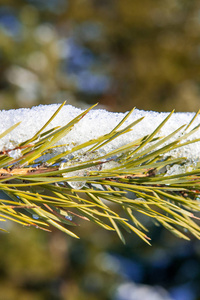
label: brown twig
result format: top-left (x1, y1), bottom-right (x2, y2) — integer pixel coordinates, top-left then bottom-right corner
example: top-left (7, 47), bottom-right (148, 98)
top-left (0, 166), bottom-right (58, 178)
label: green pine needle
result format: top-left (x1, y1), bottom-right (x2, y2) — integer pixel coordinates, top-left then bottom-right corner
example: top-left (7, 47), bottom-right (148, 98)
top-left (0, 103), bottom-right (200, 244)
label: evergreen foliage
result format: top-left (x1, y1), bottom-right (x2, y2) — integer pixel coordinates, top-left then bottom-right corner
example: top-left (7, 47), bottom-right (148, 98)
top-left (0, 103), bottom-right (200, 244)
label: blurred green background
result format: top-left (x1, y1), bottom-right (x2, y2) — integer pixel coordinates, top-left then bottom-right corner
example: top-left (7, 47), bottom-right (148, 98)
top-left (1, 0), bottom-right (200, 299)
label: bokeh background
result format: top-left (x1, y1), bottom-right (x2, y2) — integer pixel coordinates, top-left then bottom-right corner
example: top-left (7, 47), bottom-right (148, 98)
top-left (0, 0), bottom-right (200, 299)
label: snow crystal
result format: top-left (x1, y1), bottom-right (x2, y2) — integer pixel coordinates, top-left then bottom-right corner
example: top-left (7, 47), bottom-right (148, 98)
top-left (165, 164), bottom-right (194, 176)
top-left (8, 149), bottom-right (22, 159)
top-left (59, 150), bottom-right (103, 189)
top-left (0, 103), bottom-right (200, 165)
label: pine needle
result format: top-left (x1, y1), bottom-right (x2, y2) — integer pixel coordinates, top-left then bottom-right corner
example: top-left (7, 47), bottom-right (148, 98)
top-left (0, 103), bottom-right (200, 243)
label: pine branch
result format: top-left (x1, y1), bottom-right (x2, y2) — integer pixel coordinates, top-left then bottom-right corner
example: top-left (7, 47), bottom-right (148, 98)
top-left (0, 103), bottom-right (200, 244)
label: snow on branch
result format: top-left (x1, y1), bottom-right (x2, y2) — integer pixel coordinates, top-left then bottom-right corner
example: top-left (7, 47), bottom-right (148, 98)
top-left (0, 103), bottom-right (199, 162)
top-left (0, 102), bottom-right (200, 242)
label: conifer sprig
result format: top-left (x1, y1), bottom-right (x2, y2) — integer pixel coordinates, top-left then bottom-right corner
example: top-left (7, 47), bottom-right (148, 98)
top-left (0, 103), bottom-right (200, 244)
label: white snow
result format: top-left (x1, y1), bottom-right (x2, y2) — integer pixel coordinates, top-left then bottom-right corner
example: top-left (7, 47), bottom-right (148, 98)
top-left (0, 103), bottom-right (199, 163)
